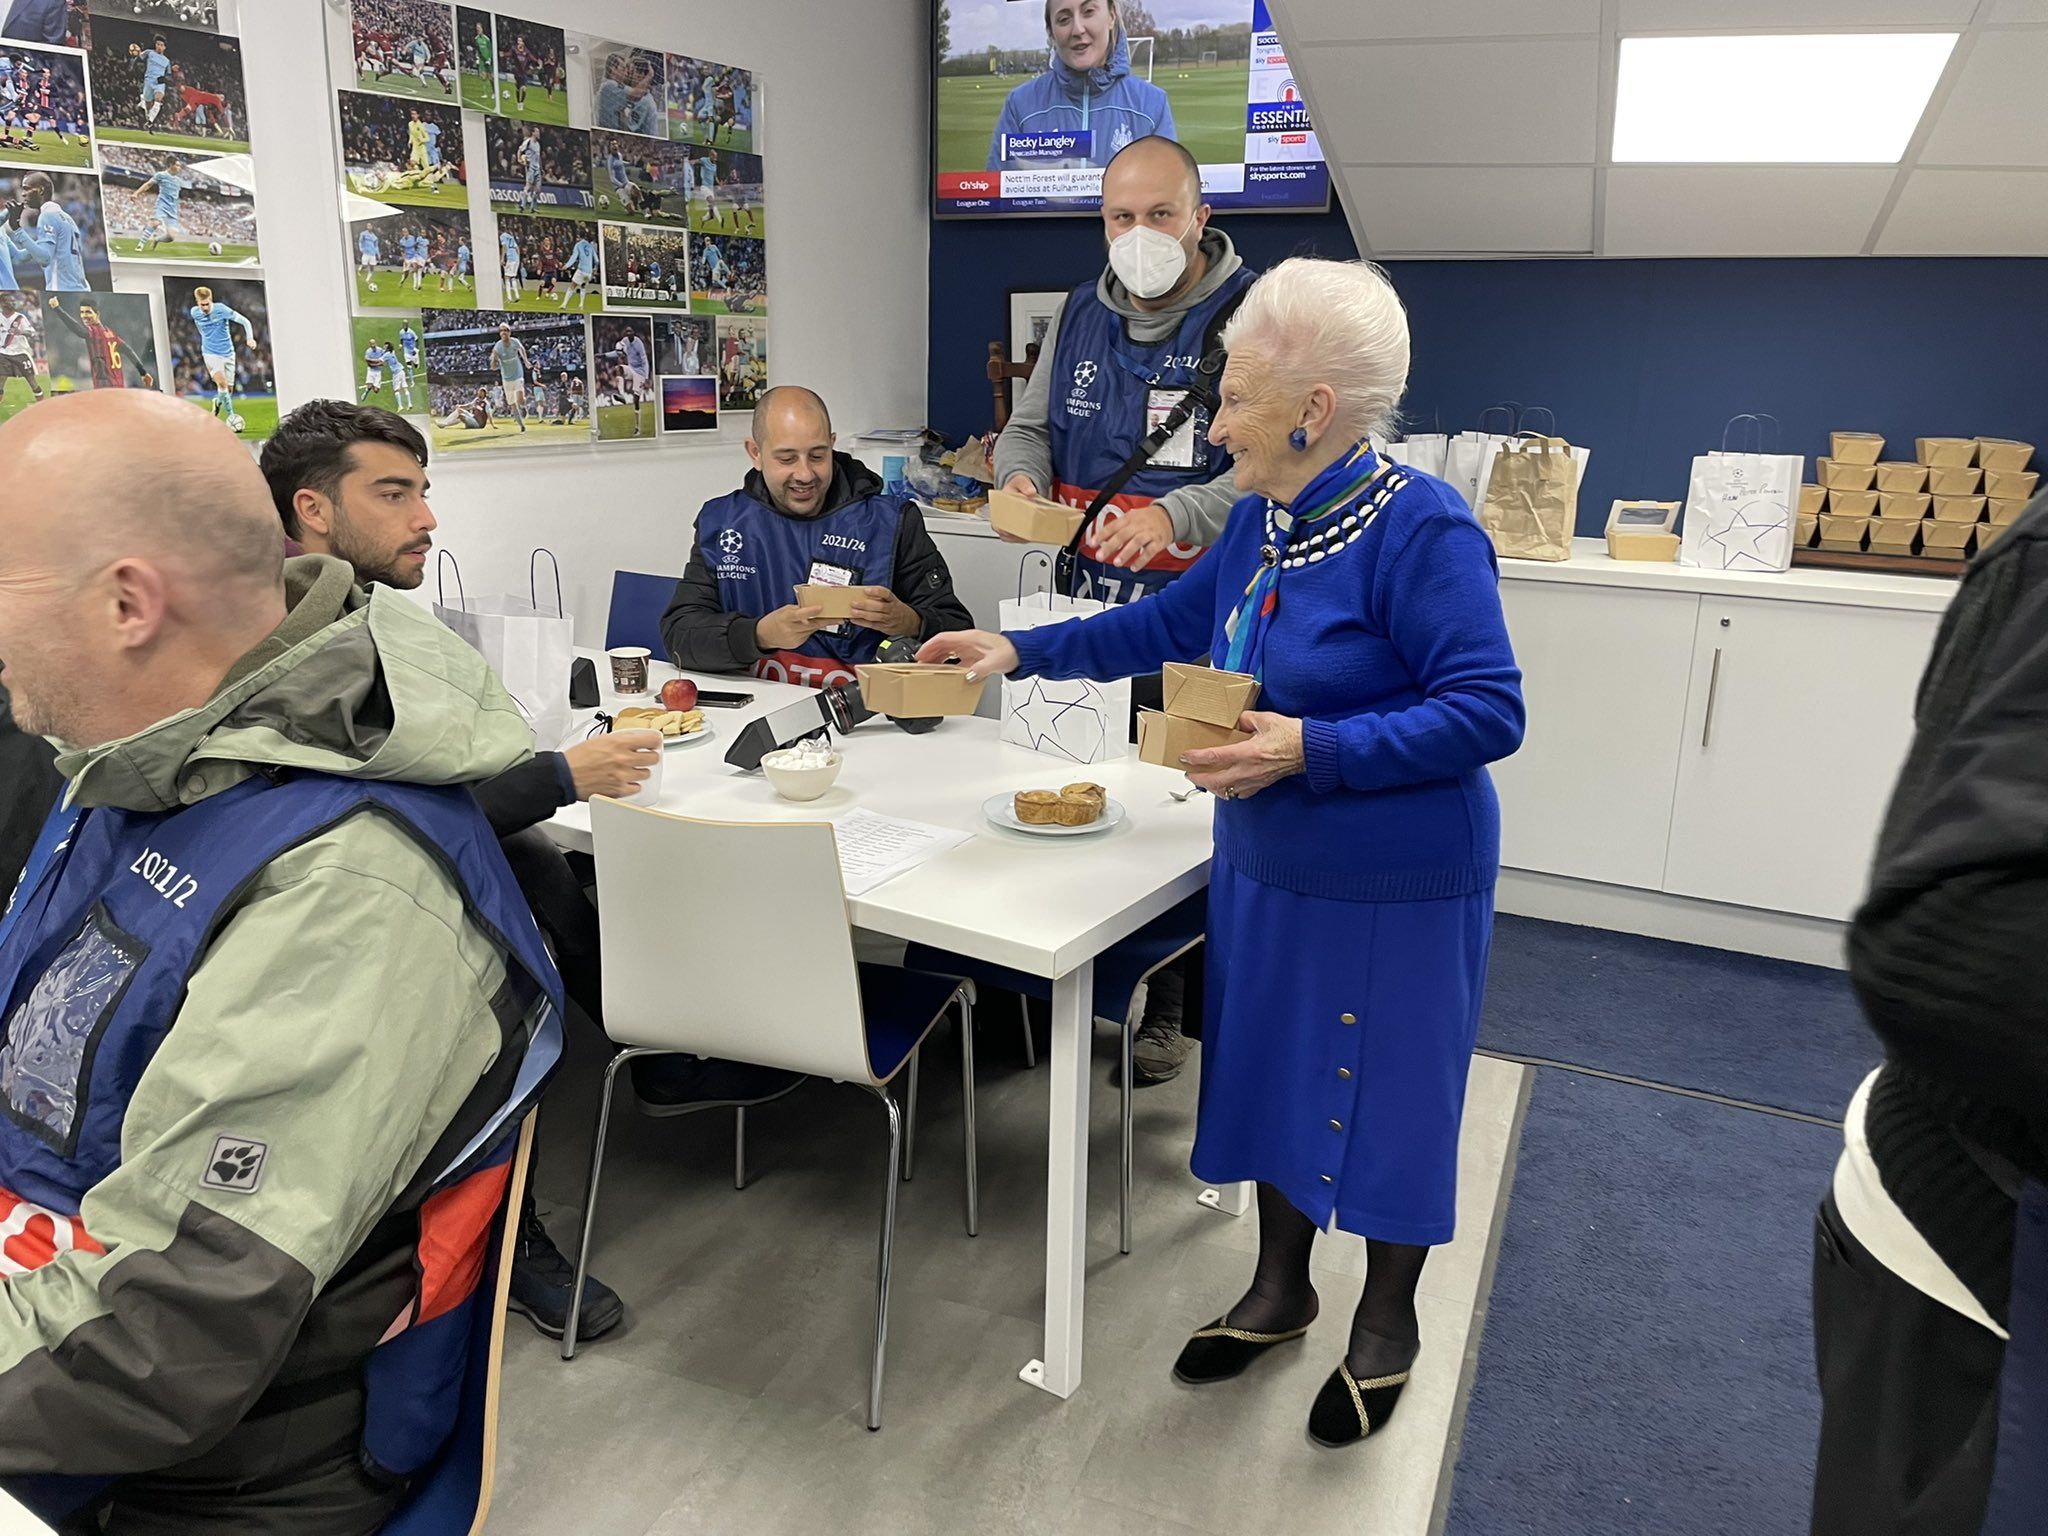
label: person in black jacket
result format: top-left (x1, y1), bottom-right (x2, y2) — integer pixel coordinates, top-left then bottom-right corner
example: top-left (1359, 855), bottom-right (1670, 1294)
top-left (0, 674), bottom-right (62, 901)
top-left (661, 386), bottom-right (974, 686)
top-left (1812, 486), bottom-right (2048, 1534)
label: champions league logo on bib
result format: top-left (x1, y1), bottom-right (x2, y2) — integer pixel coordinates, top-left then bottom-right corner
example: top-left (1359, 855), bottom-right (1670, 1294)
top-left (719, 528), bottom-right (745, 555)
top-left (1066, 358), bottom-right (1103, 422)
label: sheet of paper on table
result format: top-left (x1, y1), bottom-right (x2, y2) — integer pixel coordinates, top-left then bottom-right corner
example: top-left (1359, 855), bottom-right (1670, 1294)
top-left (831, 809), bottom-right (972, 896)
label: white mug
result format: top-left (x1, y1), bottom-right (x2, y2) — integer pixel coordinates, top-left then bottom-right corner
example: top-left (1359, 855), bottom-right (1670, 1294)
top-left (613, 729), bottom-right (665, 804)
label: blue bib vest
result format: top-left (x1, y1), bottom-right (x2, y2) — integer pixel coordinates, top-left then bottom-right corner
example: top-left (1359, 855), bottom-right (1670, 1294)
top-left (0, 771), bottom-right (564, 1520)
top-left (1047, 266), bottom-right (1256, 605)
top-left (695, 488), bottom-right (905, 688)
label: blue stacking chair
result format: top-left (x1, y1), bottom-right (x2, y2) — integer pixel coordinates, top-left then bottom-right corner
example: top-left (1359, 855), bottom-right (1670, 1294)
top-left (902, 889), bottom-right (1206, 1256)
top-left (604, 570), bottom-right (679, 653)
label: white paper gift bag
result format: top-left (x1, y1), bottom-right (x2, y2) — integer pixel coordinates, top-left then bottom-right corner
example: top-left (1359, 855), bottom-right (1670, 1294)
top-left (433, 550), bottom-right (577, 750)
top-left (997, 590), bottom-right (1131, 765)
top-left (1443, 405), bottom-right (1522, 510)
top-left (1384, 434), bottom-right (1448, 478)
top-left (1679, 452), bottom-right (1801, 572)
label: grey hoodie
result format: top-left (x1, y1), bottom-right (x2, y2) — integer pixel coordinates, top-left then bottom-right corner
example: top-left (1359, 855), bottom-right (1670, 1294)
top-left (992, 226), bottom-right (1248, 546)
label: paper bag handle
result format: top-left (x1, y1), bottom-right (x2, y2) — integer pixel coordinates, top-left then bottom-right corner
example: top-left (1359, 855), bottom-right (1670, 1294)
top-left (529, 548), bottom-right (564, 617)
top-left (1476, 403), bottom-right (1520, 433)
top-left (435, 549), bottom-right (466, 611)
top-left (1016, 549), bottom-right (1052, 602)
top-left (1720, 413), bottom-right (1780, 453)
top-left (1517, 406), bottom-right (1557, 436)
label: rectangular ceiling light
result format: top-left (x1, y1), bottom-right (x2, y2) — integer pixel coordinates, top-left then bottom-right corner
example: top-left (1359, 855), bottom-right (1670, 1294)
top-left (1613, 32), bottom-right (1958, 163)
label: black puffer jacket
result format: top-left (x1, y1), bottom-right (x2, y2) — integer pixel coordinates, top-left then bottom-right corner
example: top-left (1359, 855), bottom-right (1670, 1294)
top-left (0, 678), bottom-right (63, 899)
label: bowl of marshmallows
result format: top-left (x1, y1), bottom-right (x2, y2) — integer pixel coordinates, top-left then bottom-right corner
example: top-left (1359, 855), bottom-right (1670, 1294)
top-left (761, 737), bottom-right (843, 802)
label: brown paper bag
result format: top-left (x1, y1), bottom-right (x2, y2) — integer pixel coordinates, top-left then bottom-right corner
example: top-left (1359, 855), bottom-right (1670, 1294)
top-left (1478, 434), bottom-right (1579, 562)
top-left (952, 435), bottom-right (993, 484)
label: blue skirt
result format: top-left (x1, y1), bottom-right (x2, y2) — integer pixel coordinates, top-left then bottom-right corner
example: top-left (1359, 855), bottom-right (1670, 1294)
top-left (1191, 855), bottom-right (1495, 1246)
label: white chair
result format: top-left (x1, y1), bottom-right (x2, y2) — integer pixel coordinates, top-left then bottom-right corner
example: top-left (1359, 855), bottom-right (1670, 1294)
top-left (567, 798), bottom-right (976, 1431)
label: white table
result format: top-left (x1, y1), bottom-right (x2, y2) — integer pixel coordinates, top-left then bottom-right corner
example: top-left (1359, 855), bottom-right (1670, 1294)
top-left (545, 657), bottom-right (1215, 1397)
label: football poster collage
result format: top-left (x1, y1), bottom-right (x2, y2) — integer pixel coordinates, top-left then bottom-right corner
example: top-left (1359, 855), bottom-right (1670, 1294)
top-left (0, 1), bottom-right (275, 443)
top-left (340, 2), bottom-right (765, 452)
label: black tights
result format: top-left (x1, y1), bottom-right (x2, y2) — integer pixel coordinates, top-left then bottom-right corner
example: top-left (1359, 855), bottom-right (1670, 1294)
top-left (1224, 1182), bottom-right (1428, 1377)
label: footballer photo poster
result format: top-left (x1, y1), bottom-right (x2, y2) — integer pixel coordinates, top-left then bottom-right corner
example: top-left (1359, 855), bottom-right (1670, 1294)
top-left (597, 220), bottom-right (687, 312)
top-left (493, 212), bottom-right (602, 314)
top-left (0, 166), bottom-right (111, 291)
top-left (586, 39), bottom-right (662, 139)
top-left (713, 312), bottom-right (764, 414)
top-left (162, 272), bottom-right (274, 441)
top-left (0, 292), bottom-right (50, 420)
top-left (5, 5), bottom-right (86, 46)
top-left (931, 0), bottom-right (1327, 216)
top-left (43, 291), bottom-right (159, 395)
top-left (347, 0), bottom-right (458, 104)
top-left (667, 54), bottom-right (754, 153)
top-left (453, 6), bottom-right (495, 112)
top-left (423, 307), bottom-right (589, 454)
top-left (350, 205), bottom-right (475, 311)
top-left (686, 147), bottom-right (763, 240)
top-left (0, 39), bottom-right (95, 167)
top-left (686, 230), bottom-right (764, 316)
top-left (484, 118), bottom-right (593, 219)
top-left (90, 14), bottom-right (248, 153)
top-left (652, 312), bottom-right (712, 378)
top-left (351, 310), bottom-right (426, 418)
top-left (87, 3), bottom-right (218, 31)
top-left (658, 374), bottom-right (716, 435)
top-left (338, 89), bottom-right (465, 210)
top-left (589, 313), bottom-right (655, 442)
top-left (489, 14), bottom-right (568, 127)
top-left (590, 129), bottom-right (689, 229)
top-left (102, 141), bottom-right (257, 263)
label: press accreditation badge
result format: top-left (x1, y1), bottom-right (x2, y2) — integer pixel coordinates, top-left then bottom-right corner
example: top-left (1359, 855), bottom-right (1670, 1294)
top-left (1145, 387), bottom-right (1203, 470)
top-left (807, 560), bottom-right (857, 636)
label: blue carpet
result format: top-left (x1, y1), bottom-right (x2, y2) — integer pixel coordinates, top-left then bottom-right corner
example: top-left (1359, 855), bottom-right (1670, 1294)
top-left (1478, 915), bottom-right (1878, 1118)
top-left (1444, 1070), bottom-right (1836, 1536)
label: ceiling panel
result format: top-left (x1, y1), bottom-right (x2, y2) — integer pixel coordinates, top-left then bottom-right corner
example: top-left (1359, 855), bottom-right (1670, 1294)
top-left (1303, 40), bottom-right (1601, 165)
top-left (1918, 31), bottom-right (2048, 164)
top-left (1346, 167), bottom-right (1596, 252)
top-left (1618, 0), bottom-right (1978, 27)
top-left (1987, 0), bottom-right (2048, 21)
top-left (1604, 167), bottom-right (1898, 254)
top-left (1875, 168), bottom-right (2048, 252)
top-left (1279, 0), bottom-right (1601, 44)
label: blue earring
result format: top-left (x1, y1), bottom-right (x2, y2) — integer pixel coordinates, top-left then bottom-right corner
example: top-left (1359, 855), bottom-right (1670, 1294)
top-left (1289, 428), bottom-right (1309, 451)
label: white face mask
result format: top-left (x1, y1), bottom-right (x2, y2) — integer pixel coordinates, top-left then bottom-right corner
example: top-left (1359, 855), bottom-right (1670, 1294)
top-left (1108, 212), bottom-right (1196, 300)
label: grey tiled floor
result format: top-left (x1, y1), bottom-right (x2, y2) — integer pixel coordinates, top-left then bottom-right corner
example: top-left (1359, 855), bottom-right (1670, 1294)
top-left (484, 1014), bottom-right (1525, 1536)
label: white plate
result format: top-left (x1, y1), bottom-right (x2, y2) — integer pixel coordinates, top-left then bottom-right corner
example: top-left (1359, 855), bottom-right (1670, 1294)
top-left (661, 719), bottom-right (715, 748)
top-left (982, 791), bottom-right (1126, 838)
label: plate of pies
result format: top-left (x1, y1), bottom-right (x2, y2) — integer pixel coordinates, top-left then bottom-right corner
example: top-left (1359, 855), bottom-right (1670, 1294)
top-left (612, 705), bottom-right (714, 747)
top-left (983, 783), bottom-right (1126, 838)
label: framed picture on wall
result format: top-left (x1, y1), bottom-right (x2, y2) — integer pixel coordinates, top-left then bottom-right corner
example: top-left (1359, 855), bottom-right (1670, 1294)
top-left (1008, 289), bottom-right (1063, 365)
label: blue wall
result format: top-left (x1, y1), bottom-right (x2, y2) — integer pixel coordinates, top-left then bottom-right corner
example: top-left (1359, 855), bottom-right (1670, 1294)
top-left (927, 204), bottom-right (2048, 534)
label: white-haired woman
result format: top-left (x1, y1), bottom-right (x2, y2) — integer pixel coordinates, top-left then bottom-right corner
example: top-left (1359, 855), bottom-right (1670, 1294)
top-left (921, 258), bottom-right (1524, 1447)
top-left (985, 0), bottom-right (1176, 172)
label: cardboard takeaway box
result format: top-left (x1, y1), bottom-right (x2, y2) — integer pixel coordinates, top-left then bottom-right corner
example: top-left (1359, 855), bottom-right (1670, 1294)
top-left (1829, 490), bottom-right (1879, 518)
top-left (1977, 438), bottom-right (2036, 474)
top-left (1916, 437), bottom-right (1978, 469)
top-left (1988, 496), bottom-right (2030, 526)
top-left (1873, 462), bottom-right (1928, 494)
top-left (1796, 510), bottom-right (1819, 547)
top-left (854, 663), bottom-right (989, 718)
top-left (1867, 518), bottom-right (1919, 555)
top-left (1928, 465), bottom-right (1983, 496)
top-left (1931, 493), bottom-right (1987, 524)
top-left (1160, 662), bottom-right (1260, 728)
top-left (1830, 431), bottom-right (1885, 465)
top-left (1137, 709), bottom-right (1252, 767)
top-left (1920, 519), bottom-right (1976, 559)
top-left (1607, 531), bottom-right (1681, 561)
top-left (1980, 519), bottom-right (2014, 552)
top-left (1817, 457), bottom-right (1877, 492)
top-left (1985, 469), bottom-right (2039, 501)
top-left (1817, 514), bottom-right (1870, 551)
top-left (1798, 483), bottom-right (1827, 517)
top-left (1875, 491), bottom-right (1930, 520)
top-left (793, 583), bottom-right (862, 620)
top-left (987, 487), bottom-right (1086, 545)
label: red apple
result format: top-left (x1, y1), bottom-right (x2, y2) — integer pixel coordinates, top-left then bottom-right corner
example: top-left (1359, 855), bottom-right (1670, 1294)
top-left (660, 678), bottom-right (699, 712)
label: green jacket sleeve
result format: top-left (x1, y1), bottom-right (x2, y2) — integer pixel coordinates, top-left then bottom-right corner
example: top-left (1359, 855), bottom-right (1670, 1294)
top-left (0, 815), bottom-right (510, 1477)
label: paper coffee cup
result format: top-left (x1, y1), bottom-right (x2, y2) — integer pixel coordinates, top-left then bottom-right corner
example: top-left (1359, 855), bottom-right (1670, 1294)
top-left (614, 729), bottom-right (664, 804)
top-left (607, 646), bottom-right (651, 694)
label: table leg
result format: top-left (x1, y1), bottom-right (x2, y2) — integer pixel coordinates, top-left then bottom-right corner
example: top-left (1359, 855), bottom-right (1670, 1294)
top-left (1020, 959), bottom-right (1092, 1399)
top-left (1198, 1181), bottom-right (1252, 1217)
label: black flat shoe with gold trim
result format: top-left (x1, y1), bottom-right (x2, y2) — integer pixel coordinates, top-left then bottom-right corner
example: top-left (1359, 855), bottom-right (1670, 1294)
top-left (1171, 1317), bottom-right (1312, 1385)
top-left (1307, 1361), bottom-right (1413, 1447)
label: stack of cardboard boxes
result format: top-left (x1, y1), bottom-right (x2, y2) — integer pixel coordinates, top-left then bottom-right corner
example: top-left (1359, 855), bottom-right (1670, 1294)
top-left (1136, 663), bottom-right (1259, 767)
top-left (1801, 433), bottom-right (2036, 561)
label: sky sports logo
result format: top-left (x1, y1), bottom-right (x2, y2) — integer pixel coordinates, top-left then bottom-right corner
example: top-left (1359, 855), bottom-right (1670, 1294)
top-left (1247, 101), bottom-right (1312, 133)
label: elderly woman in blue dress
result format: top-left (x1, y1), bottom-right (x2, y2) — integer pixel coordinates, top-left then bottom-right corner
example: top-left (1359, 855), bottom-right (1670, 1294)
top-left (921, 257), bottom-right (1525, 1447)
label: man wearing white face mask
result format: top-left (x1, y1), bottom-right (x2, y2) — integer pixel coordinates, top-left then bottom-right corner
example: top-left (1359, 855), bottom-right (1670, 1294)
top-left (994, 134), bottom-right (1256, 606)
top-left (992, 135), bottom-right (1256, 1085)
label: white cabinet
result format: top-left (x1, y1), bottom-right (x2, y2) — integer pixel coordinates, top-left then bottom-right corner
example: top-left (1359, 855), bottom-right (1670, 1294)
top-left (1492, 581), bottom-right (1700, 890)
top-left (1660, 597), bottom-right (1939, 921)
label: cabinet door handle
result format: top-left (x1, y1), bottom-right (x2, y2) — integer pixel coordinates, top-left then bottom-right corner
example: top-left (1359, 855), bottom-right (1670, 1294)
top-left (1701, 648), bottom-right (1723, 750)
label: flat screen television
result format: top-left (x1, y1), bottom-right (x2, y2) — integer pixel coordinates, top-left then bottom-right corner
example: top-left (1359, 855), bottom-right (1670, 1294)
top-left (932, 0), bottom-right (1329, 217)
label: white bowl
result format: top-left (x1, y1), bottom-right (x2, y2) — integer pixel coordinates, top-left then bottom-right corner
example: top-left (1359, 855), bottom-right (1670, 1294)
top-left (762, 752), bottom-right (842, 802)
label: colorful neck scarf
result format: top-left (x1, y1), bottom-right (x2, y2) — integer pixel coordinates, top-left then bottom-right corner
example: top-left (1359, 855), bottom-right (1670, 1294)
top-left (1219, 440), bottom-right (1385, 681)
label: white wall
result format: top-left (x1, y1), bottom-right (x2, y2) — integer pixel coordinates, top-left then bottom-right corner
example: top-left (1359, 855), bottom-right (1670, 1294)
top-left (213, 0), bottom-right (929, 643)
